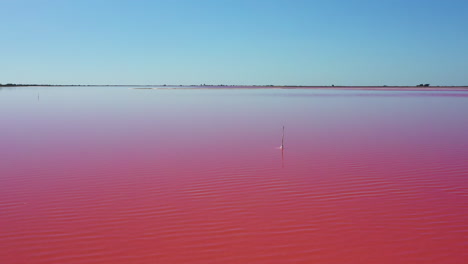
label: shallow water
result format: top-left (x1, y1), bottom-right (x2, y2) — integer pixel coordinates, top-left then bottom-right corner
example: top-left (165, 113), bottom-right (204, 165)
top-left (1, 86), bottom-right (467, 263)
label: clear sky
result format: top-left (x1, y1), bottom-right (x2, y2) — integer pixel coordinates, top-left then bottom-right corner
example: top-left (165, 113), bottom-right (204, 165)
top-left (1, 0), bottom-right (467, 86)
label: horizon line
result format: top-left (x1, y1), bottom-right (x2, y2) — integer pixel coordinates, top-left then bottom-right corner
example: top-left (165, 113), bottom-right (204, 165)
top-left (2, 83), bottom-right (468, 88)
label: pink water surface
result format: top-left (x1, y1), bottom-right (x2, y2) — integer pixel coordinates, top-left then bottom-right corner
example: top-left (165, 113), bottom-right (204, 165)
top-left (1, 87), bottom-right (467, 263)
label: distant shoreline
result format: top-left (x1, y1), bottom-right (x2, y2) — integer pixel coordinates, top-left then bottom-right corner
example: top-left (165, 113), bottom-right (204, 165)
top-left (130, 85), bottom-right (468, 91)
top-left (2, 84), bottom-right (468, 91)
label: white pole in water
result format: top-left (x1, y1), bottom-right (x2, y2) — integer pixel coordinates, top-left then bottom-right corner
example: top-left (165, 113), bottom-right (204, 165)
top-left (280, 125), bottom-right (285, 149)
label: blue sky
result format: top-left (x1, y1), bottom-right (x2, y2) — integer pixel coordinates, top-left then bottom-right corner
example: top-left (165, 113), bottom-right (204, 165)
top-left (1, 0), bottom-right (467, 85)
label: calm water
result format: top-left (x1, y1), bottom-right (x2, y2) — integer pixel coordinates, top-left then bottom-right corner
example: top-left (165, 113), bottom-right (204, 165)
top-left (1, 86), bottom-right (467, 263)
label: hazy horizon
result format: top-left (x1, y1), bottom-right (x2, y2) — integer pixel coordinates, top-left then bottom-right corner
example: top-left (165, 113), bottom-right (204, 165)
top-left (2, 83), bottom-right (468, 87)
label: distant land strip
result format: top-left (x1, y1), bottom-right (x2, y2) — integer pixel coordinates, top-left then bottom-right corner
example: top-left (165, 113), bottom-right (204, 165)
top-left (1, 83), bottom-right (468, 90)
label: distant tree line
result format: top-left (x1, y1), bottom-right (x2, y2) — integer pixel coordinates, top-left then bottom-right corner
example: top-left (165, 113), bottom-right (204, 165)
top-left (416, 84), bottom-right (430, 87)
top-left (0, 83), bottom-right (17, 86)
top-left (0, 83), bottom-right (50, 87)
top-left (0, 83), bottom-right (66, 87)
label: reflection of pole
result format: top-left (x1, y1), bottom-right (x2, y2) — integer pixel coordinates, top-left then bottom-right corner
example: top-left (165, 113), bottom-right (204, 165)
top-left (281, 147), bottom-right (284, 168)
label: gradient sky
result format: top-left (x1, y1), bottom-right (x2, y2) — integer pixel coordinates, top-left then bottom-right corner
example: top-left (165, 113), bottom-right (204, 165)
top-left (1, 0), bottom-right (467, 86)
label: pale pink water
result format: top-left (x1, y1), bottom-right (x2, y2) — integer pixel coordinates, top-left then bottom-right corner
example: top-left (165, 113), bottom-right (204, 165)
top-left (1, 87), bottom-right (467, 263)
